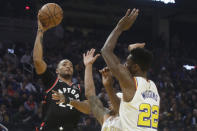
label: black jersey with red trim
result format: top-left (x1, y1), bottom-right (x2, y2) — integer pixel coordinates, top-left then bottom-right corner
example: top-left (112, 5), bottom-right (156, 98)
top-left (39, 68), bottom-right (84, 130)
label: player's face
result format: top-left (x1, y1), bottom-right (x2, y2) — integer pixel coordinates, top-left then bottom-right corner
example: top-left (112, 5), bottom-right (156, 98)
top-left (125, 54), bottom-right (138, 75)
top-left (57, 59), bottom-right (73, 79)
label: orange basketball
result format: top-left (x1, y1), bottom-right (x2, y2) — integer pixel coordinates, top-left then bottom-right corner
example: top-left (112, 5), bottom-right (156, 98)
top-left (38, 3), bottom-right (63, 29)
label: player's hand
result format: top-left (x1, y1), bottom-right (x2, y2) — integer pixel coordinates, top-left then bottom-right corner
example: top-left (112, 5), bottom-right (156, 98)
top-left (52, 90), bottom-right (66, 104)
top-left (128, 43), bottom-right (145, 51)
top-left (116, 8), bottom-right (139, 32)
top-left (99, 67), bottom-right (114, 88)
top-left (37, 20), bottom-right (48, 33)
top-left (83, 48), bottom-right (100, 66)
top-left (37, 12), bottom-right (50, 32)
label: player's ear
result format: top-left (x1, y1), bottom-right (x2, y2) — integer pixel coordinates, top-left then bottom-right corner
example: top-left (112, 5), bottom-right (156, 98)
top-left (133, 64), bottom-right (139, 71)
top-left (56, 68), bottom-right (59, 74)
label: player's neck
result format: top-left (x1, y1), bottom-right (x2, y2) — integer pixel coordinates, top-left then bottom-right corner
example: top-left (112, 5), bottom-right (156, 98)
top-left (58, 76), bottom-right (72, 86)
top-left (135, 71), bottom-right (147, 79)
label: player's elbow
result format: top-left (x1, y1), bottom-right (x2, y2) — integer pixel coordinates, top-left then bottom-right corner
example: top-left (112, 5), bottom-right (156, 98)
top-left (101, 48), bottom-right (111, 56)
top-left (33, 59), bottom-right (47, 75)
top-left (33, 58), bottom-right (42, 66)
top-left (33, 54), bottom-right (40, 62)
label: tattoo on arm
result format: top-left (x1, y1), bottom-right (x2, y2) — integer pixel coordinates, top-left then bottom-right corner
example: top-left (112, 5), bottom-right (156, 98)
top-left (88, 96), bottom-right (109, 125)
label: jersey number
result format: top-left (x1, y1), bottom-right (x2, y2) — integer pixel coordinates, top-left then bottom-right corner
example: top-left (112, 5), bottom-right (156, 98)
top-left (59, 103), bottom-right (73, 109)
top-left (137, 103), bottom-right (159, 129)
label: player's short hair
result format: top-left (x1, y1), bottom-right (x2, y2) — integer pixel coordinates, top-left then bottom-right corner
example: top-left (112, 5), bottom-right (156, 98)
top-left (130, 48), bottom-right (153, 72)
top-left (57, 59), bottom-right (72, 69)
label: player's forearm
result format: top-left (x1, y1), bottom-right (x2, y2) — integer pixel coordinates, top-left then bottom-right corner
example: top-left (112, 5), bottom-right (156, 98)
top-left (104, 84), bottom-right (120, 114)
top-left (33, 31), bottom-right (44, 62)
top-left (84, 65), bottom-right (96, 98)
top-left (70, 100), bottom-right (91, 114)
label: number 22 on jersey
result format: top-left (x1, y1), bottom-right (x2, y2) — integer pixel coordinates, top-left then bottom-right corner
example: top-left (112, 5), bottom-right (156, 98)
top-left (137, 103), bottom-right (159, 129)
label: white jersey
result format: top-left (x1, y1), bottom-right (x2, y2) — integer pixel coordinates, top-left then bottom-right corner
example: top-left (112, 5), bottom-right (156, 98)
top-left (101, 116), bottom-right (122, 131)
top-left (119, 77), bottom-right (160, 131)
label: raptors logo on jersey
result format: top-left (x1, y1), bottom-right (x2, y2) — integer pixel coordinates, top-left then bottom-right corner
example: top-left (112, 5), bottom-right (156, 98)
top-left (119, 77), bottom-right (160, 131)
top-left (57, 85), bottom-right (80, 109)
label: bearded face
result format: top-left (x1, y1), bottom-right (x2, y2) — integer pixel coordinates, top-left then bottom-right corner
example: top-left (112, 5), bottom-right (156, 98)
top-left (56, 59), bottom-right (73, 79)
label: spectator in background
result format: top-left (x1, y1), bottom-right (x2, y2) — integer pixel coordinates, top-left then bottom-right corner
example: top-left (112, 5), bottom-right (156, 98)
top-left (20, 51), bottom-right (31, 64)
top-left (24, 95), bottom-right (38, 114)
top-left (0, 104), bottom-right (10, 125)
top-left (22, 78), bottom-right (37, 93)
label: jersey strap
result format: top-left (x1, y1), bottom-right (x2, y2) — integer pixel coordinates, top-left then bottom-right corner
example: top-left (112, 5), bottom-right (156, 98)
top-left (45, 77), bottom-right (58, 94)
top-left (133, 77), bottom-right (138, 89)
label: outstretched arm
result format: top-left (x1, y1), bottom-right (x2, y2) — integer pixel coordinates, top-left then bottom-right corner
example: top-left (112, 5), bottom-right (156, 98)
top-left (83, 49), bottom-right (109, 125)
top-left (101, 9), bottom-right (139, 101)
top-left (101, 8), bottom-right (139, 78)
top-left (33, 20), bottom-right (48, 75)
top-left (100, 67), bottom-right (120, 115)
top-left (52, 90), bottom-right (91, 114)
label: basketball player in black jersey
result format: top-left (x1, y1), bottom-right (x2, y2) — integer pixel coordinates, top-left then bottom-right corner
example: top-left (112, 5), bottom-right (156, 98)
top-left (33, 19), bottom-right (90, 131)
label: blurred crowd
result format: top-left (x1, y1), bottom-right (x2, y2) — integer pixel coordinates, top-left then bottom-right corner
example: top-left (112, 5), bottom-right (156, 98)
top-left (0, 27), bottom-right (196, 131)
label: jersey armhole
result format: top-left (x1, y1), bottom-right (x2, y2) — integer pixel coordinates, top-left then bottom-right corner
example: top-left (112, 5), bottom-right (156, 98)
top-left (45, 77), bottom-right (58, 94)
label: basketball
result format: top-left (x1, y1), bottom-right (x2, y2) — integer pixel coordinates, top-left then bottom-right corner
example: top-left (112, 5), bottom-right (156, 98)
top-left (38, 3), bottom-right (63, 29)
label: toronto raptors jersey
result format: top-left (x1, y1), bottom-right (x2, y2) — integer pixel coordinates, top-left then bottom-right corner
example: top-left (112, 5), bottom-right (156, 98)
top-left (38, 68), bottom-right (84, 131)
top-left (119, 77), bottom-right (160, 131)
top-left (101, 116), bottom-right (122, 131)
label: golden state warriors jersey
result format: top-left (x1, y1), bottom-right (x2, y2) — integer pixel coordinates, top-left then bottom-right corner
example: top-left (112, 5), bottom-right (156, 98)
top-left (101, 116), bottom-right (122, 131)
top-left (119, 77), bottom-right (160, 131)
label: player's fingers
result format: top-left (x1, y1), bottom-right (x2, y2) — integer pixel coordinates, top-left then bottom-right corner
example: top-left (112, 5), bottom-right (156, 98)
top-left (52, 96), bottom-right (59, 101)
top-left (125, 9), bottom-right (131, 17)
top-left (94, 54), bottom-right (100, 60)
top-left (140, 43), bottom-right (145, 47)
top-left (99, 67), bottom-right (104, 73)
top-left (83, 53), bottom-right (85, 59)
top-left (130, 9), bottom-right (139, 19)
top-left (52, 90), bottom-right (58, 94)
top-left (103, 67), bottom-right (110, 73)
top-left (90, 48), bottom-right (95, 56)
top-left (135, 9), bottom-right (139, 15)
top-left (52, 97), bottom-right (59, 101)
top-left (52, 93), bottom-right (57, 97)
top-left (56, 101), bottom-right (61, 105)
top-left (99, 69), bottom-right (105, 76)
top-left (104, 67), bottom-right (108, 71)
top-left (106, 67), bottom-right (110, 72)
top-left (134, 9), bottom-right (139, 18)
top-left (87, 50), bottom-right (90, 56)
top-left (100, 69), bottom-right (105, 76)
top-left (129, 8), bottom-right (136, 17)
top-left (102, 69), bottom-right (108, 77)
top-left (52, 95), bottom-right (60, 99)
